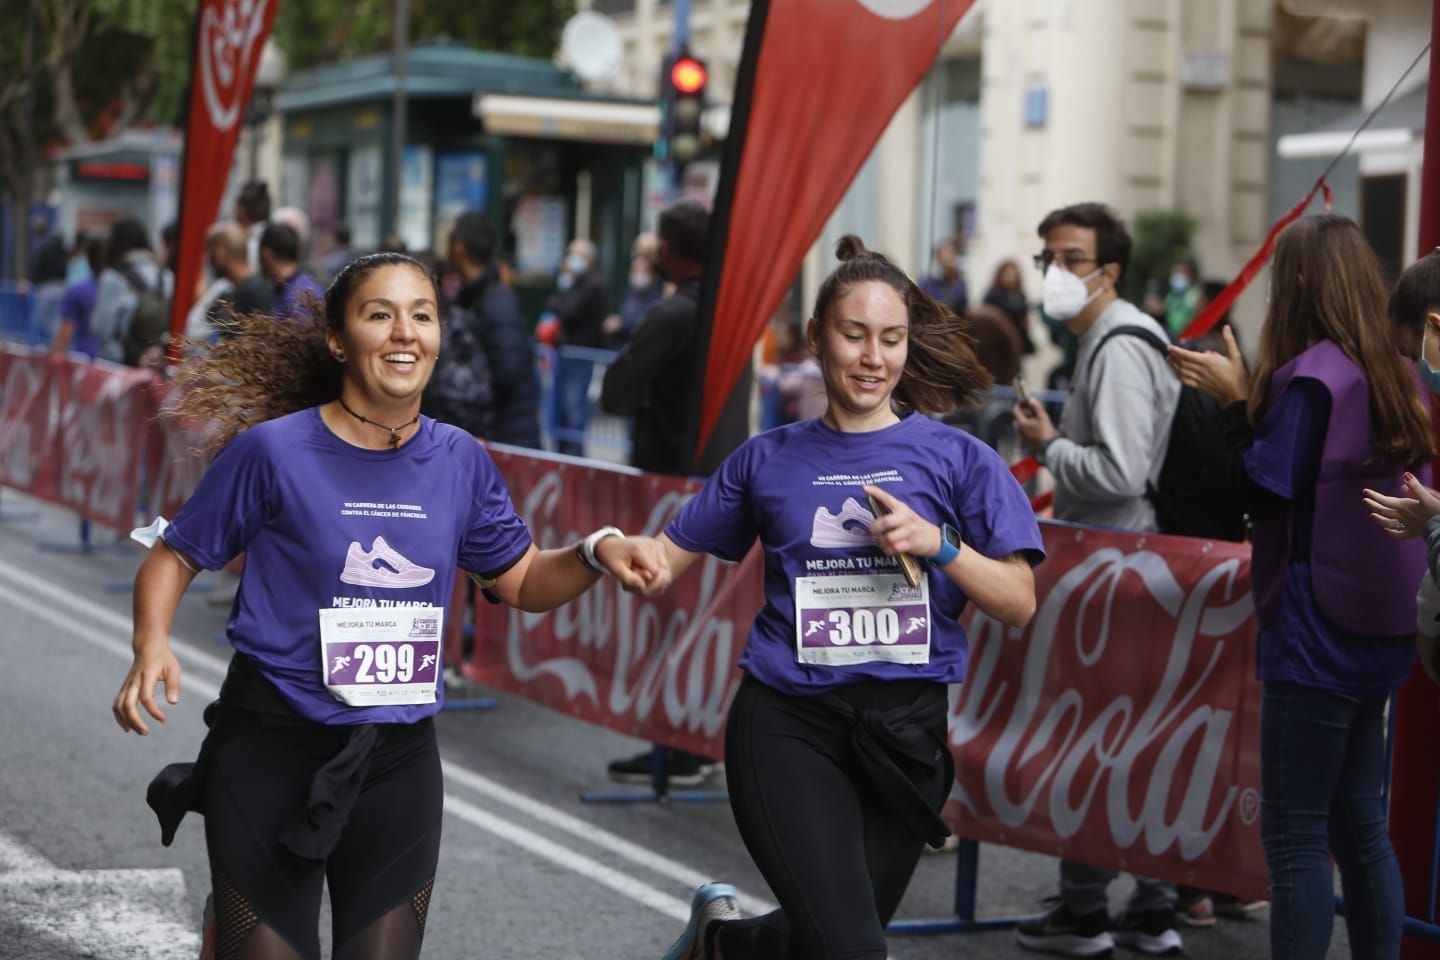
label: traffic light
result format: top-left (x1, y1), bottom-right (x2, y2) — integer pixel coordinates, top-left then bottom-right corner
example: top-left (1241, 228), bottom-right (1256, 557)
top-left (661, 48), bottom-right (707, 172)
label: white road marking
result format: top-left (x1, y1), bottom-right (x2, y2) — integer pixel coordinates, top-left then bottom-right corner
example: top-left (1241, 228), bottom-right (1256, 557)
top-left (0, 832), bottom-right (200, 959)
top-left (0, 556), bottom-right (777, 920)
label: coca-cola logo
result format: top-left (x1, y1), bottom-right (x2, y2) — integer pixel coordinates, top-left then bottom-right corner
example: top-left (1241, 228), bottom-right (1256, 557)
top-left (57, 368), bottom-right (137, 524)
top-left (951, 545), bottom-right (1255, 862)
top-left (0, 353), bottom-right (44, 487)
top-left (496, 464), bottom-right (749, 739)
top-left (198, 0), bottom-right (271, 133)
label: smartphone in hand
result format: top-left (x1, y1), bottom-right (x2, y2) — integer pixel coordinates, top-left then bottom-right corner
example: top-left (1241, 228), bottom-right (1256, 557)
top-left (1014, 374), bottom-right (1032, 408)
top-left (866, 493), bottom-right (923, 588)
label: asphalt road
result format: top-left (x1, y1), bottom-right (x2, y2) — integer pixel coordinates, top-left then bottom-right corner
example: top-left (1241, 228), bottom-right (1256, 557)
top-left (0, 490), bottom-right (1334, 959)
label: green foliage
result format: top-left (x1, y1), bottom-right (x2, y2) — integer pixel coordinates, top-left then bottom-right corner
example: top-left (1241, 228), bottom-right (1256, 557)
top-left (274, 0), bottom-right (576, 71)
top-left (1126, 209), bottom-right (1197, 304)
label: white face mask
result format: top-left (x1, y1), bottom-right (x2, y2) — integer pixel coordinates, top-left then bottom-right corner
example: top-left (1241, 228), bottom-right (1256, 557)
top-left (565, 253), bottom-right (589, 276)
top-left (1421, 324), bottom-right (1440, 394)
top-left (1042, 263), bottom-right (1103, 320)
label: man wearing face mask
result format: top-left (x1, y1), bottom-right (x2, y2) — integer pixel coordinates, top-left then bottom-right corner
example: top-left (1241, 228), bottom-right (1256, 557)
top-left (1012, 203), bottom-right (1184, 957)
top-left (1163, 258), bottom-right (1201, 336)
top-left (546, 238), bottom-right (609, 455)
top-left (603, 232), bottom-right (665, 348)
top-left (202, 221), bottom-right (278, 338)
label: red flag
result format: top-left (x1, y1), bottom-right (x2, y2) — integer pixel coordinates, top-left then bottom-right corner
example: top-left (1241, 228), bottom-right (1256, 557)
top-left (694, 0), bottom-right (974, 462)
top-left (169, 0), bottom-right (280, 349)
top-left (1178, 176), bottom-right (1332, 341)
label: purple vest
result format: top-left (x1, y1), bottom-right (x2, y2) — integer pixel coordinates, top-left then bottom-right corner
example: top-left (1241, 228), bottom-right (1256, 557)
top-left (1252, 340), bottom-right (1430, 636)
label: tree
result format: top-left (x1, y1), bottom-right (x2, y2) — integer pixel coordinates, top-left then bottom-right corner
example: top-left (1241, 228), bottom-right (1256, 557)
top-left (273, 0), bottom-right (575, 72)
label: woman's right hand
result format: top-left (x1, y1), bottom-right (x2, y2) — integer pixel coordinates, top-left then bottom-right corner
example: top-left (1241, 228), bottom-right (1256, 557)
top-left (113, 639), bottom-right (182, 735)
top-left (1166, 324), bottom-right (1248, 406)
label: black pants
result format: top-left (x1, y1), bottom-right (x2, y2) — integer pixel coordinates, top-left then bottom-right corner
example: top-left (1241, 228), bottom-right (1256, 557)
top-left (203, 710), bottom-right (443, 959)
top-left (718, 675), bottom-right (951, 960)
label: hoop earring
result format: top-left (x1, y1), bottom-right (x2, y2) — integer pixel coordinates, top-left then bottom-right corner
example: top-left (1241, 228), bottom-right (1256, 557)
top-left (333, 351), bottom-right (345, 362)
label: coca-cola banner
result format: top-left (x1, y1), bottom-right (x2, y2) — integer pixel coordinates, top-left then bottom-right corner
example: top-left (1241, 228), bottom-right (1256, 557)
top-left (468, 451), bottom-right (1265, 895)
top-left (948, 527), bottom-right (1265, 899)
top-left (170, 0), bottom-right (279, 340)
top-left (0, 345), bottom-right (158, 530)
top-left (465, 447), bottom-right (763, 758)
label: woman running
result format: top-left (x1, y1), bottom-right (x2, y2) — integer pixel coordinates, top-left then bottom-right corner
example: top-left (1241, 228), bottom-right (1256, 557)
top-left (651, 236), bottom-right (1044, 959)
top-left (112, 252), bottom-right (662, 960)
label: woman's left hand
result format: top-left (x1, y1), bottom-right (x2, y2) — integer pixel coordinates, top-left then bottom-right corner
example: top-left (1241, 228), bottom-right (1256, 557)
top-left (596, 535), bottom-right (672, 597)
top-left (862, 484), bottom-right (940, 559)
top-left (1363, 473), bottom-right (1440, 540)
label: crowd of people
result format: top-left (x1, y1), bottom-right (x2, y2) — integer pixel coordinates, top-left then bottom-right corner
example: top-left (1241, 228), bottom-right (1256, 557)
top-left (47, 169), bottom-right (1437, 960)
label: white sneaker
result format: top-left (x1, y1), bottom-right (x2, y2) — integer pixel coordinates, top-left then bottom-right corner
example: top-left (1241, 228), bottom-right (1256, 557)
top-left (339, 536), bottom-right (435, 588)
top-left (664, 883), bottom-right (740, 960)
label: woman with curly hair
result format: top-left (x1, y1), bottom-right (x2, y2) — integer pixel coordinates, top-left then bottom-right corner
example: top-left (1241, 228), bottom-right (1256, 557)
top-left (112, 252), bottom-right (664, 960)
top-left (651, 236), bottom-right (1045, 960)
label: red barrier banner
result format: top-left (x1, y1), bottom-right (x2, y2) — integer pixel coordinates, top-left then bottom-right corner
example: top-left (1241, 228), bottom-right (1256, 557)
top-left (948, 525), bottom-right (1264, 898)
top-left (466, 448), bottom-right (764, 758)
top-left (0, 345), bottom-right (158, 529)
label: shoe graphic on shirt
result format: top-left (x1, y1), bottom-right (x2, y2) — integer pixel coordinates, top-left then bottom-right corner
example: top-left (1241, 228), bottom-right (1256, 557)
top-left (339, 536), bottom-right (435, 588)
top-left (810, 497), bottom-right (876, 549)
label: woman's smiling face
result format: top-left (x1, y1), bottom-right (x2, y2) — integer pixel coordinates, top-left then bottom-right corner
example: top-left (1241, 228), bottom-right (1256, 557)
top-left (328, 263), bottom-right (441, 407)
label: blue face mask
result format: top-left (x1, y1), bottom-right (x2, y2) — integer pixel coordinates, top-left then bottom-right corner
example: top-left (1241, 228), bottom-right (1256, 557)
top-left (1422, 326), bottom-right (1440, 394)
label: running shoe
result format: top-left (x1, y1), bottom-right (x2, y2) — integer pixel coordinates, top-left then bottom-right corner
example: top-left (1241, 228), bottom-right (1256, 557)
top-left (664, 882), bottom-right (740, 960)
top-left (339, 536), bottom-right (435, 588)
top-left (1173, 890), bottom-right (1216, 928)
top-left (1112, 909), bottom-right (1183, 956)
top-left (607, 748), bottom-right (717, 787)
top-left (1016, 898), bottom-right (1114, 957)
top-left (1211, 893), bottom-right (1268, 918)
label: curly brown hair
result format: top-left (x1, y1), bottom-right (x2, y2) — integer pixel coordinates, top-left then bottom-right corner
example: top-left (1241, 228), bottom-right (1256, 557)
top-left (168, 252), bottom-right (439, 451)
top-left (810, 235), bottom-right (992, 415)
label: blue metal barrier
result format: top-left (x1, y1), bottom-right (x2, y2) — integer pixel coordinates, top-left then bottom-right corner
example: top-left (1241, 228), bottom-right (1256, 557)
top-left (535, 344), bottom-right (633, 464)
top-left (0, 282), bottom-right (36, 346)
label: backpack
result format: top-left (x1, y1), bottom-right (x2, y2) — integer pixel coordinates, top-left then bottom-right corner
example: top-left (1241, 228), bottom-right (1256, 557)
top-left (115, 262), bottom-right (171, 366)
top-left (1087, 325), bottom-right (1248, 542)
top-left (421, 305), bottom-right (495, 438)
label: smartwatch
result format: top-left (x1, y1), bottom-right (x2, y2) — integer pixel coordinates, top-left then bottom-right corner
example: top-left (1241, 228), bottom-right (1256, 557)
top-left (932, 523), bottom-right (962, 567)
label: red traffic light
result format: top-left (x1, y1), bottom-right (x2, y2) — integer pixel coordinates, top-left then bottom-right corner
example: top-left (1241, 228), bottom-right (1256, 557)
top-left (670, 57), bottom-right (707, 95)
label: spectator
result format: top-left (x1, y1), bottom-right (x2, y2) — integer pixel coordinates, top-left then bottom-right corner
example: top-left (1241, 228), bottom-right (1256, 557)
top-left (603, 231), bottom-right (664, 347)
top-left (1174, 216), bottom-right (1432, 958)
top-left (315, 223), bottom-right (356, 284)
top-left (1011, 202), bottom-right (1183, 957)
top-left (92, 218), bottom-right (173, 366)
top-left (51, 233), bottom-right (104, 359)
top-left (235, 180), bottom-right (271, 271)
top-left (272, 206), bottom-right (312, 262)
top-left (259, 223), bottom-right (324, 322)
top-left (546, 238), bottom-right (608, 456)
top-left (920, 237), bottom-right (968, 317)
top-left (446, 211), bottom-right (541, 449)
top-left (1163, 258), bottom-right (1201, 336)
top-left (599, 199), bottom-right (751, 787)
top-left (983, 258), bottom-right (1034, 354)
top-left (204, 222), bottom-right (278, 337)
top-left (27, 226), bottom-right (69, 344)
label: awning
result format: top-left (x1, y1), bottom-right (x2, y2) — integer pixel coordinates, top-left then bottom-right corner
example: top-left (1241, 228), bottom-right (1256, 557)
top-left (1276, 83), bottom-right (1426, 159)
top-left (473, 94), bottom-right (658, 145)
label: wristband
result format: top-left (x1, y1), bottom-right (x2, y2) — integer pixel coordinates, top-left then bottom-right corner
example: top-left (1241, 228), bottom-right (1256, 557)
top-left (578, 525), bottom-right (624, 574)
top-left (1034, 437), bottom-right (1056, 467)
top-left (932, 523), bottom-right (962, 567)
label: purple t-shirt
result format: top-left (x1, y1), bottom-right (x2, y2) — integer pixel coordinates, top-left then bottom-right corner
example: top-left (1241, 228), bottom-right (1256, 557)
top-left (164, 408), bottom-right (532, 724)
top-left (667, 414), bottom-right (1044, 694)
top-left (1246, 377), bottom-right (1415, 694)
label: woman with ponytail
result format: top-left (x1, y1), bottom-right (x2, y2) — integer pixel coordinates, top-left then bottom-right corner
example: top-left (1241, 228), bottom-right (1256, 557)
top-left (649, 236), bottom-right (1044, 960)
top-left (111, 252), bottom-right (664, 959)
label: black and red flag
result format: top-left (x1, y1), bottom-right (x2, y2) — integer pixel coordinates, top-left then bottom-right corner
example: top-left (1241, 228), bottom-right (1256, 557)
top-left (169, 0), bottom-right (280, 345)
top-left (694, 0), bottom-right (975, 463)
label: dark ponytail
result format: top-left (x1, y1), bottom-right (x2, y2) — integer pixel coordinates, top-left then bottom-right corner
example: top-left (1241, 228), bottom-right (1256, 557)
top-left (812, 235), bottom-right (991, 415)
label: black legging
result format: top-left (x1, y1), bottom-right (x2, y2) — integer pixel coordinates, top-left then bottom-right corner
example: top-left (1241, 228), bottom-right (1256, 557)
top-left (716, 674), bottom-right (951, 960)
top-left (203, 712), bottom-right (443, 960)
